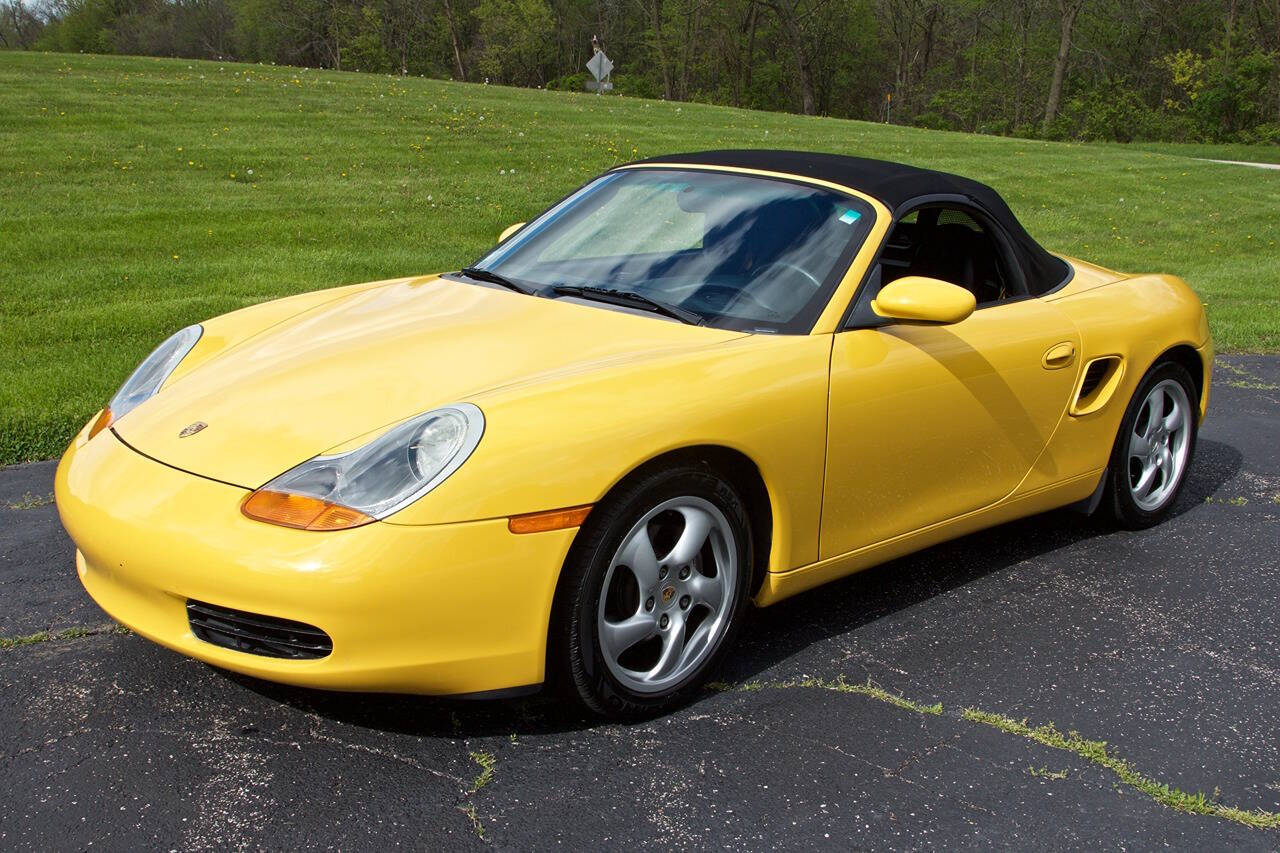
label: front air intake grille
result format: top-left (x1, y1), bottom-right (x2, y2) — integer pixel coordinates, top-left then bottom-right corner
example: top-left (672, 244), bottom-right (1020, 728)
top-left (1078, 358), bottom-right (1111, 399)
top-left (187, 599), bottom-right (332, 660)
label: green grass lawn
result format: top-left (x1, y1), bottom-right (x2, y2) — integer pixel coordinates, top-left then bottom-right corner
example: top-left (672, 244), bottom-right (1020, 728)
top-left (1115, 140), bottom-right (1280, 165)
top-left (2, 51), bottom-right (1278, 464)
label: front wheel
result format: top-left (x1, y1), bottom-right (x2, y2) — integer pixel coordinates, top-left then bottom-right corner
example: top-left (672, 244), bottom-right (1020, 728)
top-left (1101, 360), bottom-right (1199, 529)
top-left (551, 466), bottom-right (752, 718)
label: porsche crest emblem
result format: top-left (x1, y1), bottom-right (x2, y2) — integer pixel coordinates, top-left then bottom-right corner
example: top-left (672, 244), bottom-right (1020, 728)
top-left (178, 421), bottom-right (208, 438)
top-left (661, 586), bottom-right (676, 605)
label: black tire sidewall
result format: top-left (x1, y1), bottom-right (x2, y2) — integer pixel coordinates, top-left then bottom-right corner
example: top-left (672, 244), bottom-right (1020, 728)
top-left (1105, 360), bottom-right (1199, 528)
top-left (554, 466), bottom-right (753, 717)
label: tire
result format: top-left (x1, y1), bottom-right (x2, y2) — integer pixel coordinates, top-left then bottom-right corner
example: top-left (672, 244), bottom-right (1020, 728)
top-left (1101, 360), bottom-right (1199, 529)
top-left (550, 465), bottom-right (753, 718)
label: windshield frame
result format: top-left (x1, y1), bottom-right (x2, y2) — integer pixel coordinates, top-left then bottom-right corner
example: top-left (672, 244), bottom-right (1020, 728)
top-left (462, 165), bottom-right (879, 335)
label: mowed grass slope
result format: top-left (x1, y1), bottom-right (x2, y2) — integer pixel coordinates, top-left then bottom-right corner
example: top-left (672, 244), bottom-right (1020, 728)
top-left (2, 51), bottom-right (1278, 463)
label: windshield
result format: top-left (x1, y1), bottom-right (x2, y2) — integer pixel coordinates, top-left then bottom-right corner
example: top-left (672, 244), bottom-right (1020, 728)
top-left (468, 168), bottom-right (874, 333)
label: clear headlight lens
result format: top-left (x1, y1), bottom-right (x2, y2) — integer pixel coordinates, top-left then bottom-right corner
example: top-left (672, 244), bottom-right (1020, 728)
top-left (242, 403), bottom-right (485, 530)
top-left (89, 324), bottom-right (202, 439)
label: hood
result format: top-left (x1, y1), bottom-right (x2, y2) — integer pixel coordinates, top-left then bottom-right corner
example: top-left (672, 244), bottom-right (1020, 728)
top-left (114, 276), bottom-right (746, 487)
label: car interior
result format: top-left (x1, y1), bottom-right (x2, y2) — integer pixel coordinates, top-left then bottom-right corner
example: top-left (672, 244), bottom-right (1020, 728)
top-left (877, 205), bottom-right (1022, 305)
top-left (526, 187), bottom-right (860, 328)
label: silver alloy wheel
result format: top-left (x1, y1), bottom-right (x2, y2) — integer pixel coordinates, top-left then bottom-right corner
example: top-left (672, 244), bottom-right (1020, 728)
top-left (596, 496), bottom-right (738, 695)
top-left (1126, 378), bottom-right (1192, 511)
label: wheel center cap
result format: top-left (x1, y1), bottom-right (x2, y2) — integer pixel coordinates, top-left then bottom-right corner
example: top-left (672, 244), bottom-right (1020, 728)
top-left (660, 585), bottom-right (676, 606)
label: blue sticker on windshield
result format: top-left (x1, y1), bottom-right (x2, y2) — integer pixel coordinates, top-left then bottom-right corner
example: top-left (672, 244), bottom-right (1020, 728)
top-left (839, 209), bottom-right (862, 225)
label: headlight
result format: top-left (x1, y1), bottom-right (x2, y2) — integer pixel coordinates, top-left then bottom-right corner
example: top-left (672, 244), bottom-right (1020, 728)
top-left (88, 324), bottom-right (203, 439)
top-left (241, 403), bottom-right (485, 531)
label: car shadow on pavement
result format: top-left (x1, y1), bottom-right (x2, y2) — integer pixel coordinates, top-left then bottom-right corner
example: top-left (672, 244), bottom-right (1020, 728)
top-left (221, 438), bottom-right (1242, 738)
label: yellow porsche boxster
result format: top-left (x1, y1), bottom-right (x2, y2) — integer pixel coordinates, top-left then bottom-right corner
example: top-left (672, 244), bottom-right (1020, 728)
top-left (56, 150), bottom-right (1212, 716)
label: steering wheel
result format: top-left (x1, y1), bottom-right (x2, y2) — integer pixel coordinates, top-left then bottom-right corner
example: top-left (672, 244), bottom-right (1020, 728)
top-left (695, 283), bottom-right (779, 318)
top-left (752, 261), bottom-right (822, 291)
top-left (741, 261), bottom-right (823, 315)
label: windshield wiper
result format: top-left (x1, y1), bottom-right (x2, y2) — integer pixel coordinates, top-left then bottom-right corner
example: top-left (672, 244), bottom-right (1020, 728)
top-left (458, 267), bottom-right (537, 296)
top-left (551, 285), bottom-right (703, 326)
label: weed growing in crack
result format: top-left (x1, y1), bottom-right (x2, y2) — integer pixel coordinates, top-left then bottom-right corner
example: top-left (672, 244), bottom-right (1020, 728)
top-left (469, 750), bottom-right (496, 793)
top-left (0, 623), bottom-right (132, 649)
top-left (461, 803), bottom-right (485, 839)
top-left (6, 492), bottom-right (53, 510)
top-left (706, 675), bottom-right (942, 714)
top-left (1029, 766), bottom-right (1069, 780)
top-left (711, 672), bottom-right (1280, 830)
top-left (963, 709), bottom-right (1280, 830)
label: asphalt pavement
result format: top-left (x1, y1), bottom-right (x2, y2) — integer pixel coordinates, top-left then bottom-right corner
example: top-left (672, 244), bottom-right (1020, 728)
top-left (2, 356), bottom-right (1278, 850)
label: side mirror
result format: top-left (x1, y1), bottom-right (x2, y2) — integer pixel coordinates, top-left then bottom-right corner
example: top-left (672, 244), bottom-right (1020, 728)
top-left (871, 276), bottom-right (976, 325)
top-left (498, 221), bottom-right (526, 244)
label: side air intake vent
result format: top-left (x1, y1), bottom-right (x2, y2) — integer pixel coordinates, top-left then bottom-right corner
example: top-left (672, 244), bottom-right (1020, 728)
top-left (1079, 359), bottom-right (1110, 399)
top-left (1071, 356), bottom-right (1124, 416)
top-left (187, 600), bottom-right (332, 660)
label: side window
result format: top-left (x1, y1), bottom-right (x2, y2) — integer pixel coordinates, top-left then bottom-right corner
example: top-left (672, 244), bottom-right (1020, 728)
top-left (881, 205), bottom-right (1020, 306)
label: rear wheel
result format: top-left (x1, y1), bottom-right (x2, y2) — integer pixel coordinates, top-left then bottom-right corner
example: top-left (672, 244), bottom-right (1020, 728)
top-left (1102, 360), bottom-right (1199, 529)
top-left (551, 466), bottom-right (752, 718)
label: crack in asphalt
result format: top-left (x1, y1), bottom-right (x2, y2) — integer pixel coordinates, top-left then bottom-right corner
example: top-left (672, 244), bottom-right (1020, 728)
top-left (7, 623), bottom-right (1278, 831)
top-left (765, 720), bottom-right (999, 818)
top-left (708, 678), bottom-right (1280, 830)
top-left (890, 735), bottom-right (951, 776)
top-left (1037, 569), bottom-right (1280, 688)
top-left (303, 725), bottom-right (467, 786)
top-left (0, 726), bottom-right (96, 763)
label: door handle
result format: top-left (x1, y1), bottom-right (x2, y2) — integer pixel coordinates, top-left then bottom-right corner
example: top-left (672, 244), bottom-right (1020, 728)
top-left (1042, 341), bottom-right (1076, 369)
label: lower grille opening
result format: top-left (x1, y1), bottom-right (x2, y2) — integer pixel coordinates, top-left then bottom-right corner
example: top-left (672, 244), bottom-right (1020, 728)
top-left (187, 599), bottom-right (332, 660)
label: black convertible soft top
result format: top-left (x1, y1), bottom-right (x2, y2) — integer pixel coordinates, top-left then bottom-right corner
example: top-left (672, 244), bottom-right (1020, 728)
top-left (632, 149), bottom-right (1071, 295)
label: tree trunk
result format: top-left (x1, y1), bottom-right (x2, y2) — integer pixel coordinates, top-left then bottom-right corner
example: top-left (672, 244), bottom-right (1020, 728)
top-left (885, 0), bottom-right (919, 117)
top-left (920, 2), bottom-right (939, 79)
top-left (442, 0), bottom-right (466, 81)
top-left (764, 1), bottom-right (816, 115)
top-left (648, 0), bottom-right (674, 99)
top-left (1042, 0), bottom-right (1085, 134)
top-left (678, 0), bottom-right (702, 102)
top-left (1012, 0), bottom-right (1031, 129)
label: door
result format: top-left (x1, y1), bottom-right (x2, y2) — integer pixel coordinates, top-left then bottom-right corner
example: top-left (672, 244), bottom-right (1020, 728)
top-left (820, 298), bottom-right (1080, 559)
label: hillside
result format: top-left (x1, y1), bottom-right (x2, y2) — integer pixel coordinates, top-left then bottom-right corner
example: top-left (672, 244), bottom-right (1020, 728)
top-left (1, 51), bottom-right (1277, 462)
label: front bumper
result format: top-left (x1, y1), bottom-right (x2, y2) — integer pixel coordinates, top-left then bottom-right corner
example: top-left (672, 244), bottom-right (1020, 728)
top-left (54, 420), bottom-right (576, 696)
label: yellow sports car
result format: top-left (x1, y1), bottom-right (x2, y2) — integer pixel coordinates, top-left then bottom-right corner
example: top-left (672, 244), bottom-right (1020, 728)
top-left (56, 150), bottom-right (1212, 716)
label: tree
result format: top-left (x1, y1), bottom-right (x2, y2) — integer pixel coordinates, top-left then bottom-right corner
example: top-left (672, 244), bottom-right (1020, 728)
top-left (472, 0), bottom-right (555, 86)
top-left (0, 0), bottom-right (46, 47)
top-left (1042, 0), bottom-right (1085, 133)
top-left (442, 0), bottom-right (467, 79)
top-left (17, 0), bottom-right (1280, 143)
top-left (758, 0), bottom-right (833, 114)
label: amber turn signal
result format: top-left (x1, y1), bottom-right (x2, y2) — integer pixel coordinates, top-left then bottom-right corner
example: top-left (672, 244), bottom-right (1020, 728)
top-left (241, 490), bottom-right (375, 531)
top-left (87, 407), bottom-right (114, 440)
top-left (508, 504), bottom-right (592, 534)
